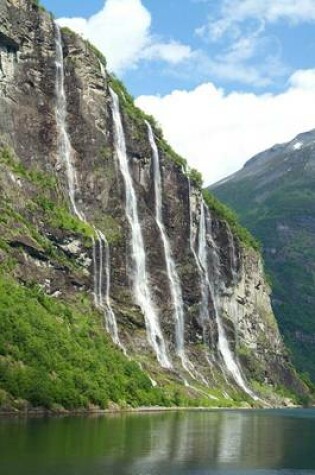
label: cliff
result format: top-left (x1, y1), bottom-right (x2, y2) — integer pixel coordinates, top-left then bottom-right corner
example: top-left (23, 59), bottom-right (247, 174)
top-left (0, 0), bottom-right (308, 411)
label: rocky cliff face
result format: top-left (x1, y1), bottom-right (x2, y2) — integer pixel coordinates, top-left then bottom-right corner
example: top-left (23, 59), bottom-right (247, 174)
top-left (0, 0), bottom-right (307, 409)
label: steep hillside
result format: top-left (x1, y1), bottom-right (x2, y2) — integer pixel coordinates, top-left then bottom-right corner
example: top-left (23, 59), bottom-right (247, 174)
top-left (211, 130), bottom-right (315, 384)
top-left (0, 0), bottom-right (308, 412)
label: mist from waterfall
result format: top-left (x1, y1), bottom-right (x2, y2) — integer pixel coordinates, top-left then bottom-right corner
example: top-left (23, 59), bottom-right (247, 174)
top-left (109, 88), bottom-right (171, 369)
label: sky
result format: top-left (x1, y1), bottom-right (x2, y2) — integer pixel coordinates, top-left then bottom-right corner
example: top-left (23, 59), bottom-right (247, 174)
top-left (42, 0), bottom-right (315, 185)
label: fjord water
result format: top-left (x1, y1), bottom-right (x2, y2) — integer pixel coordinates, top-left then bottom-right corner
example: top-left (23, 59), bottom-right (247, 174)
top-left (1, 409), bottom-right (315, 475)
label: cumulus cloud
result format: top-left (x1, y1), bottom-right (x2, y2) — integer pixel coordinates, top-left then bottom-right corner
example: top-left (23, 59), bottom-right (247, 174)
top-left (136, 69), bottom-right (315, 185)
top-left (57, 0), bottom-right (192, 73)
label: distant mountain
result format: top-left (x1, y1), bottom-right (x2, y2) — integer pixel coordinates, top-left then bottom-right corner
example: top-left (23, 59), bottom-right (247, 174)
top-left (211, 129), bottom-right (315, 382)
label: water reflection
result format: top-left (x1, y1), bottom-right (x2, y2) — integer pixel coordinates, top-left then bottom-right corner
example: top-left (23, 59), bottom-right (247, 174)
top-left (0, 409), bottom-right (315, 474)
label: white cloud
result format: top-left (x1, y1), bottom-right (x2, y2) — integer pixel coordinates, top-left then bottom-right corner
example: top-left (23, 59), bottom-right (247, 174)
top-left (191, 32), bottom-right (286, 87)
top-left (232, 0), bottom-right (315, 24)
top-left (290, 69), bottom-right (315, 88)
top-left (141, 42), bottom-right (193, 65)
top-left (194, 0), bottom-right (315, 88)
top-left (57, 0), bottom-right (192, 73)
top-left (199, 0), bottom-right (315, 41)
top-left (136, 69), bottom-right (315, 185)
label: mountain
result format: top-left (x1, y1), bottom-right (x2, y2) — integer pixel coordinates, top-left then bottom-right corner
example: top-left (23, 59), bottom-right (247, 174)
top-left (0, 0), bottom-right (308, 412)
top-left (211, 129), bottom-right (315, 384)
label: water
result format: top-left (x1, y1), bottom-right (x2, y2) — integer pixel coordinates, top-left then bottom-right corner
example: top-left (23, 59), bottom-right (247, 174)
top-left (1, 409), bottom-right (315, 474)
top-left (226, 224), bottom-right (238, 283)
top-left (146, 122), bottom-right (188, 369)
top-left (188, 181), bottom-right (210, 341)
top-left (55, 26), bottom-right (120, 347)
top-left (55, 26), bottom-right (82, 220)
top-left (96, 231), bottom-right (120, 347)
top-left (109, 89), bottom-right (171, 369)
top-left (198, 204), bottom-right (256, 399)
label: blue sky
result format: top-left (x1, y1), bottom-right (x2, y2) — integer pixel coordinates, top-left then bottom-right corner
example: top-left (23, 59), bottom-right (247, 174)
top-left (42, 0), bottom-right (315, 184)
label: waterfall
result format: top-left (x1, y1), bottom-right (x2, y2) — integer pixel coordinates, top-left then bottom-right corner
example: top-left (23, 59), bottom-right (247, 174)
top-left (187, 182), bottom-right (220, 385)
top-left (98, 231), bottom-right (121, 346)
top-left (55, 26), bottom-right (121, 348)
top-left (198, 202), bottom-right (257, 399)
top-left (226, 224), bottom-right (238, 283)
top-left (146, 122), bottom-right (187, 361)
top-left (188, 180), bottom-right (210, 338)
top-left (109, 88), bottom-right (171, 369)
top-left (55, 26), bottom-right (82, 221)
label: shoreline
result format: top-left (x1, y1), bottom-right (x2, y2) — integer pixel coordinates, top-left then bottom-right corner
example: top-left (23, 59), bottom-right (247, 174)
top-left (0, 403), bottom-right (304, 419)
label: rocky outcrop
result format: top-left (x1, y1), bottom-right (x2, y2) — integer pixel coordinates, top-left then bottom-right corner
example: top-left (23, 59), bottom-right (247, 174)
top-left (0, 0), bottom-right (307, 406)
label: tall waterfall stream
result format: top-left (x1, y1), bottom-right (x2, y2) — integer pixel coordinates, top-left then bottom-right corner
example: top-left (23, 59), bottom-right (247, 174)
top-left (55, 26), bottom-right (121, 348)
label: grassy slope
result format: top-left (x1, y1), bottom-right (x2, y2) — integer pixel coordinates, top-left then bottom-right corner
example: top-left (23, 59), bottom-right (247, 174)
top-left (0, 274), bottom-right (174, 410)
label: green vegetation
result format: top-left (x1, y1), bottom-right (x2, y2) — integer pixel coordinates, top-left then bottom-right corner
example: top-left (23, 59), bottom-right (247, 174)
top-left (35, 196), bottom-right (95, 240)
top-left (237, 346), bottom-right (266, 383)
top-left (0, 146), bottom-right (56, 189)
top-left (109, 74), bottom-right (159, 129)
top-left (97, 214), bottom-right (122, 245)
top-left (31, 0), bottom-right (46, 12)
top-left (157, 137), bottom-right (188, 171)
top-left (203, 190), bottom-right (260, 250)
top-left (0, 273), bottom-right (255, 411)
top-left (0, 274), bottom-right (175, 410)
top-left (188, 167), bottom-right (203, 188)
top-left (252, 380), bottom-right (312, 406)
top-left (60, 26), bottom-right (77, 38)
top-left (99, 145), bottom-right (112, 161)
top-left (0, 147), bottom-right (93, 241)
top-left (85, 39), bottom-right (107, 66)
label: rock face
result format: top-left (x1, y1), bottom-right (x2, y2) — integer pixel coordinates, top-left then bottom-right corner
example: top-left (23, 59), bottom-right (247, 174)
top-left (0, 0), bottom-right (307, 407)
top-left (211, 129), bottom-right (315, 383)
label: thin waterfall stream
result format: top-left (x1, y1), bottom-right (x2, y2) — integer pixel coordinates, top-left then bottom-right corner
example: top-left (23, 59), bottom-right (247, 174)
top-left (146, 124), bottom-right (184, 354)
top-left (188, 180), bottom-right (210, 339)
top-left (198, 202), bottom-right (258, 399)
top-left (55, 26), bottom-right (121, 348)
top-left (109, 88), bottom-right (171, 369)
top-left (146, 123), bottom-right (201, 381)
top-left (55, 26), bottom-right (82, 221)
